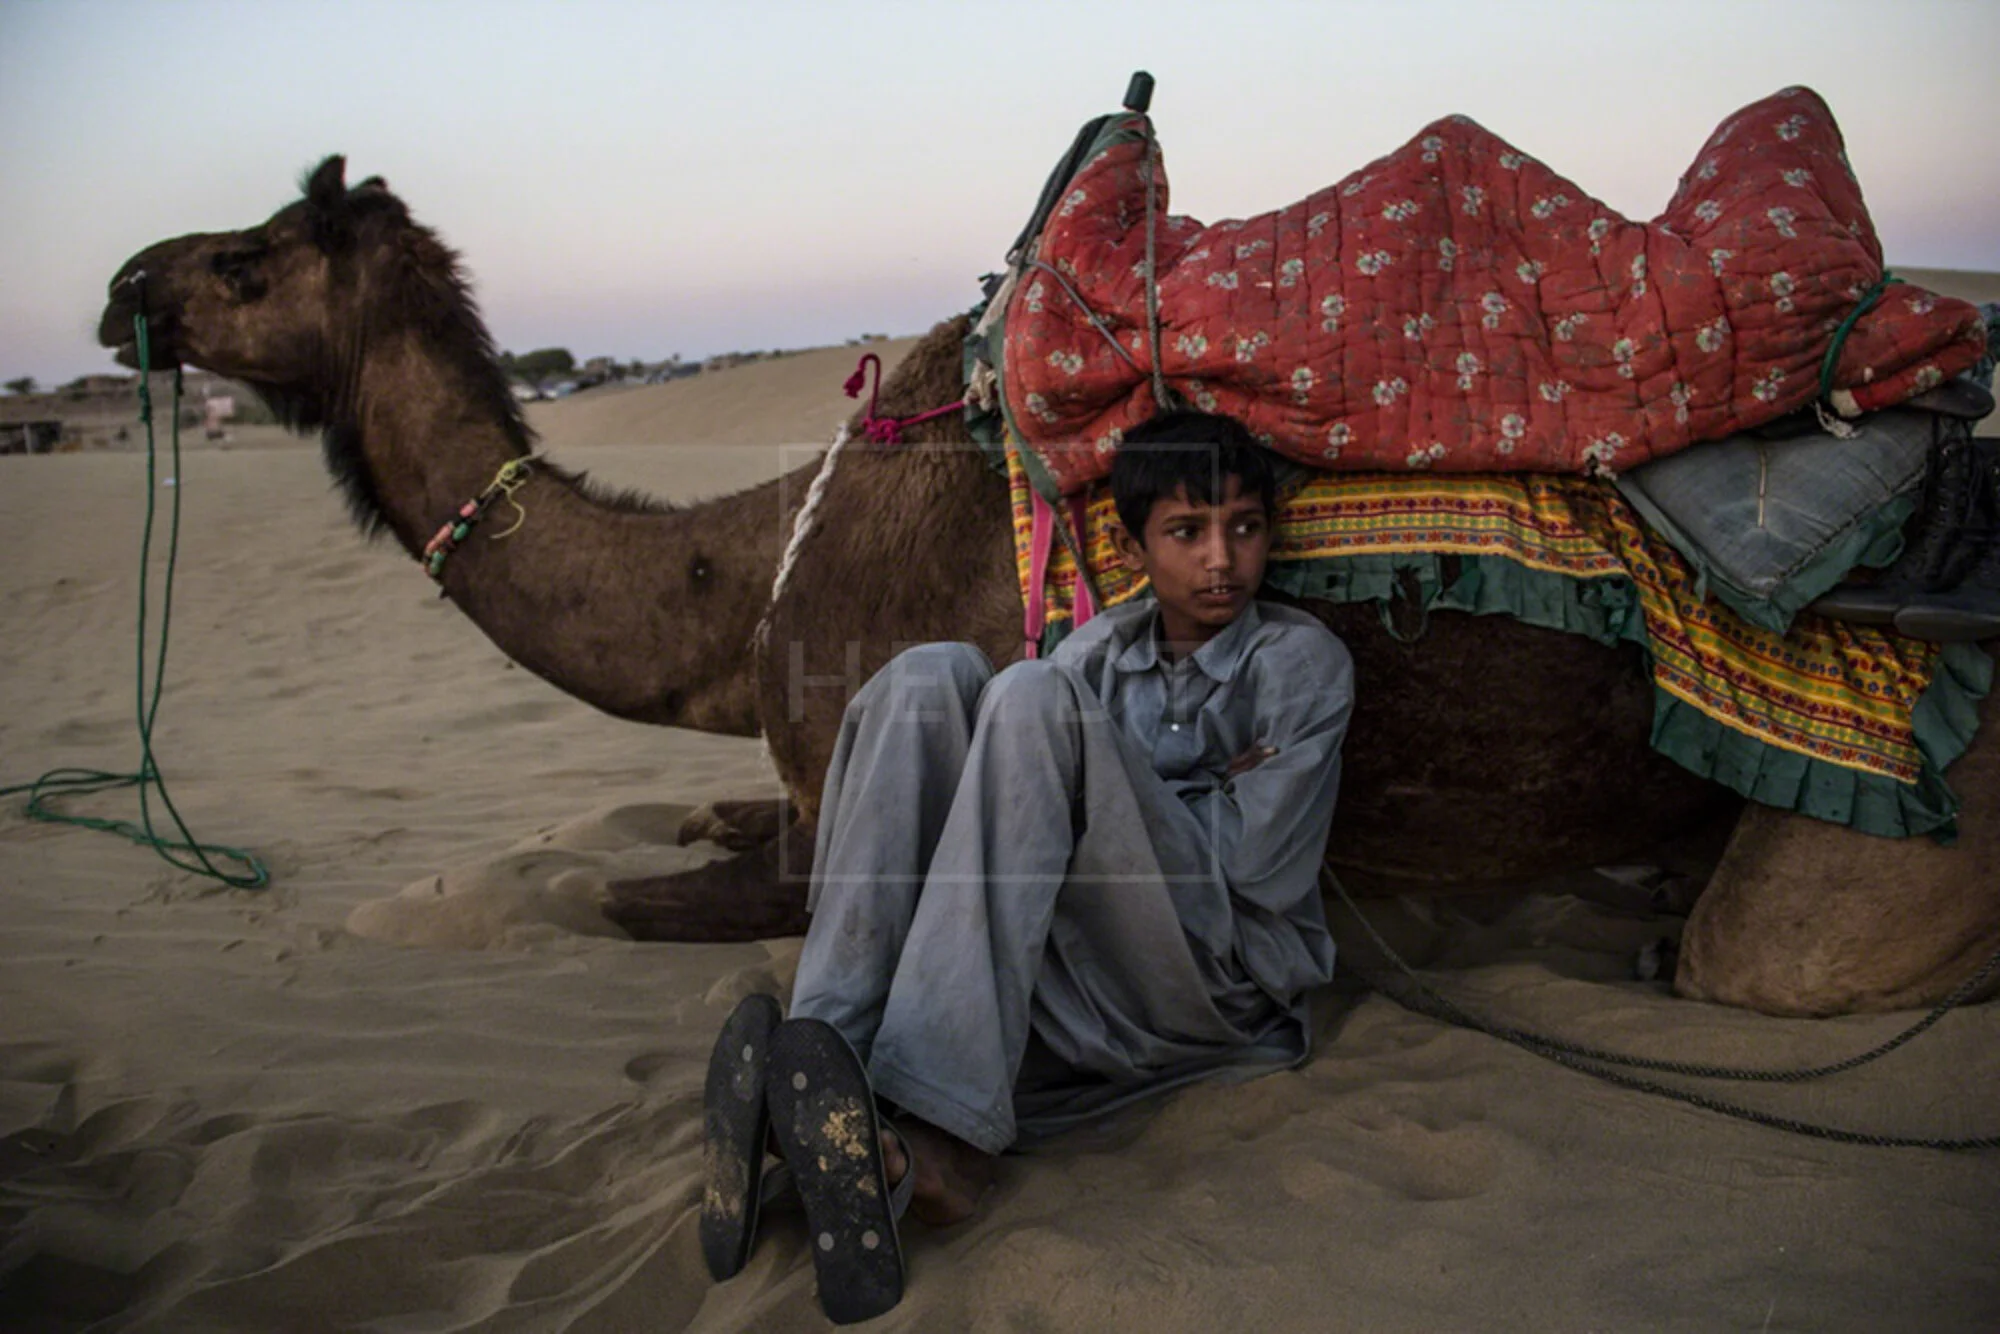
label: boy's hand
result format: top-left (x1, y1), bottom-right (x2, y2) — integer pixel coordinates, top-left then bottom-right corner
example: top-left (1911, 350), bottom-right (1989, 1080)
top-left (1226, 744), bottom-right (1279, 778)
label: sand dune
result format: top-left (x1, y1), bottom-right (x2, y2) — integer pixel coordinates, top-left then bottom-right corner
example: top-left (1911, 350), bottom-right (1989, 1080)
top-left (523, 339), bottom-right (919, 451)
top-left (3, 322), bottom-right (1998, 1329)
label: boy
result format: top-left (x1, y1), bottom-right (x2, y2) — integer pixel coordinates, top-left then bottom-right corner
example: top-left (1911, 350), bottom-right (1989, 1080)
top-left (701, 411), bottom-right (1354, 1323)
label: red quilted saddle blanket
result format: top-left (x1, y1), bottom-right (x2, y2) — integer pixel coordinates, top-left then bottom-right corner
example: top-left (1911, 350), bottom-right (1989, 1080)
top-left (1003, 87), bottom-right (1985, 490)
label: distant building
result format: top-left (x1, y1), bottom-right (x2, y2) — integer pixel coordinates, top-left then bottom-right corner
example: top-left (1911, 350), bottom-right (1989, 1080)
top-left (644, 359), bottom-right (700, 383)
top-left (0, 420), bottom-right (64, 455)
top-left (203, 395), bottom-right (236, 440)
top-left (62, 374), bottom-right (137, 395)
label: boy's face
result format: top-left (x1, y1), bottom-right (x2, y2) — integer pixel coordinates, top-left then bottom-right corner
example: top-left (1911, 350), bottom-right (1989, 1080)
top-left (1115, 476), bottom-right (1273, 649)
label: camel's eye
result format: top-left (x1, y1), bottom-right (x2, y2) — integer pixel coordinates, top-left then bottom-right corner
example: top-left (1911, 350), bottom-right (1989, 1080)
top-left (210, 242), bottom-right (271, 300)
top-left (689, 555), bottom-right (711, 589)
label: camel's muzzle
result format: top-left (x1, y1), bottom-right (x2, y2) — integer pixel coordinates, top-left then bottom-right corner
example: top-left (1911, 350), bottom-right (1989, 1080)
top-left (100, 248), bottom-right (192, 369)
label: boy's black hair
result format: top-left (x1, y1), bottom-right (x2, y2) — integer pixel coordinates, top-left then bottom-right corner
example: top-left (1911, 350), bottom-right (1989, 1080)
top-left (1110, 410), bottom-right (1279, 544)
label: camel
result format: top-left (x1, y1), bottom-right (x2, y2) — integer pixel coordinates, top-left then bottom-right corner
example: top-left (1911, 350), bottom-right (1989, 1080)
top-left (96, 157), bottom-right (1999, 1017)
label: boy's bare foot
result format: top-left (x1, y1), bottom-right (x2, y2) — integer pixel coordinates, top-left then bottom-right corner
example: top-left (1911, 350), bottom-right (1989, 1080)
top-left (881, 1118), bottom-right (994, 1226)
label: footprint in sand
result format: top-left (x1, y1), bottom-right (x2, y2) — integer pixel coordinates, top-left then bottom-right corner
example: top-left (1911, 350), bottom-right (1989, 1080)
top-left (44, 716), bottom-right (126, 747)
top-left (1331, 1107), bottom-right (1511, 1202)
top-left (301, 556), bottom-right (368, 583)
top-left (346, 803), bottom-right (734, 950)
top-left (533, 803), bottom-right (696, 852)
top-left (430, 698), bottom-right (566, 730)
top-left (622, 1051), bottom-right (675, 1084)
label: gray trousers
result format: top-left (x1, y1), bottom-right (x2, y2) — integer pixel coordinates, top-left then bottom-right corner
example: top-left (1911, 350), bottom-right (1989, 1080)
top-left (790, 644), bottom-right (1303, 1155)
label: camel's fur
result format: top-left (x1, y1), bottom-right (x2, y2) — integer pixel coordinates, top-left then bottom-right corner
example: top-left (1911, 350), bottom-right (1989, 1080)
top-left (98, 158), bottom-right (2000, 1015)
top-left (1680, 735), bottom-right (2000, 1016)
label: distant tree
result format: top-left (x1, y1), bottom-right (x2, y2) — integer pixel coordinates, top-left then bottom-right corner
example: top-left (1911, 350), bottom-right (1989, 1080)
top-left (4, 376), bottom-right (36, 395)
top-left (499, 347), bottom-right (575, 381)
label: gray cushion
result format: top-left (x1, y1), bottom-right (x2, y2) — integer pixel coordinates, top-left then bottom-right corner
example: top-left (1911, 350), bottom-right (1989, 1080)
top-left (1615, 409), bottom-right (1935, 633)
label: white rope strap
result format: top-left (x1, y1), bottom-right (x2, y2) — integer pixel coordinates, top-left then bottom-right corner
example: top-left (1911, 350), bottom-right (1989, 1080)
top-left (756, 421), bottom-right (850, 649)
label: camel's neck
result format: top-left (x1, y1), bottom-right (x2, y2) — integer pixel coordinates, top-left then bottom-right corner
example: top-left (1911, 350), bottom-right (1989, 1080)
top-left (345, 331), bottom-right (802, 733)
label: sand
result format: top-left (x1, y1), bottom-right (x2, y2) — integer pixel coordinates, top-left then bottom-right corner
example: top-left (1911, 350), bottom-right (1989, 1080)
top-left (3, 331), bottom-right (1999, 1331)
top-left (519, 340), bottom-right (921, 451)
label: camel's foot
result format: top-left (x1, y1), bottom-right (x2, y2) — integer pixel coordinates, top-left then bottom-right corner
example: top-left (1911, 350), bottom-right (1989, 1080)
top-left (678, 798), bottom-right (795, 853)
top-left (606, 822), bottom-right (814, 942)
top-left (1677, 732), bottom-right (2000, 1016)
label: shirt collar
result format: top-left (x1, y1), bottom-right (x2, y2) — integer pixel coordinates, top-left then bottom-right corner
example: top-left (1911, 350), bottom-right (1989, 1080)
top-left (1111, 601), bottom-right (1262, 683)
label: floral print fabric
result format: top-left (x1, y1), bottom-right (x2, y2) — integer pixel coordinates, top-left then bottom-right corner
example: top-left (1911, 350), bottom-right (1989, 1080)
top-left (1004, 87), bottom-right (1986, 491)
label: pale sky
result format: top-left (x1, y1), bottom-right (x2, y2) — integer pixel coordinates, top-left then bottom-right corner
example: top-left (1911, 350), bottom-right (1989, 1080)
top-left (3, 0), bottom-right (1997, 385)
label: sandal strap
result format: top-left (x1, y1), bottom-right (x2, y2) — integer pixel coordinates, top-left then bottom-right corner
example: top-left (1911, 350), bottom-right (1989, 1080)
top-left (759, 1159), bottom-right (795, 1204)
top-left (883, 1126), bottom-right (918, 1221)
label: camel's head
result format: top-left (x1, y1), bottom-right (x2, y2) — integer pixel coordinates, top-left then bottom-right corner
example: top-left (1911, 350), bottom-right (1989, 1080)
top-left (98, 157), bottom-right (438, 427)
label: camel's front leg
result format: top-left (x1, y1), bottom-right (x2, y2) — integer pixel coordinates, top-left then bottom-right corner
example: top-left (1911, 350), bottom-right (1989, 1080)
top-left (605, 820), bottom-right (815, 941)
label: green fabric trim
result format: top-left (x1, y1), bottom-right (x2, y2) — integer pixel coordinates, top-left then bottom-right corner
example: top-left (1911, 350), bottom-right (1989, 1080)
top-left (1263, 551), bottom-right (1642, 648)
top-left (1643, 636), bottom-right (1987, 842)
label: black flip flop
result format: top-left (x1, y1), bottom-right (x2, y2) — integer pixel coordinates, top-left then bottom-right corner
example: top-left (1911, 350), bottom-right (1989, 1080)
top-left (766, 1018), bottom-right (916, 1325)
top-left (700, 993), bottom-right (785, 1281)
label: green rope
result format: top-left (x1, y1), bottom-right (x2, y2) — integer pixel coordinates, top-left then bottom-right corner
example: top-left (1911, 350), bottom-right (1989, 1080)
top-left (1329, 870), bottom-right (2000, 1151)
top-left (1818, 269), bottom-right (1896, 403)
top-left (0, 309), bottom-right (270, 889)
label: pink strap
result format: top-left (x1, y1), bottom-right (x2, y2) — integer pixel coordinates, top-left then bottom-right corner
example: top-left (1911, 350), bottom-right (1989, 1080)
top-left (844, 353), bottom-right (965, 445)
top-left (1025, 487), bottom-right (1054, 659)
top-left (1067, 494), bottom-right (1097, 628)
top-left (1024, 488), bottom-right (1099, 658)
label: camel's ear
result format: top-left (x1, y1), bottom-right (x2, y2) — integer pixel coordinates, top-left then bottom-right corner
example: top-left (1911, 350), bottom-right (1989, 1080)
top-left (303, 155), bottom-right (353, 252)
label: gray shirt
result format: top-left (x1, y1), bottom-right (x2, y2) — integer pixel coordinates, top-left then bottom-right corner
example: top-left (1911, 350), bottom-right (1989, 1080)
top-left (1051, 600), bottom-right (1354, 999)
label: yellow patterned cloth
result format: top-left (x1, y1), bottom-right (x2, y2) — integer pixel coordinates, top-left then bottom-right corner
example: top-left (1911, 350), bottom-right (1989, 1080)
top-left (1008, 450), bottom-right (1944, 786)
